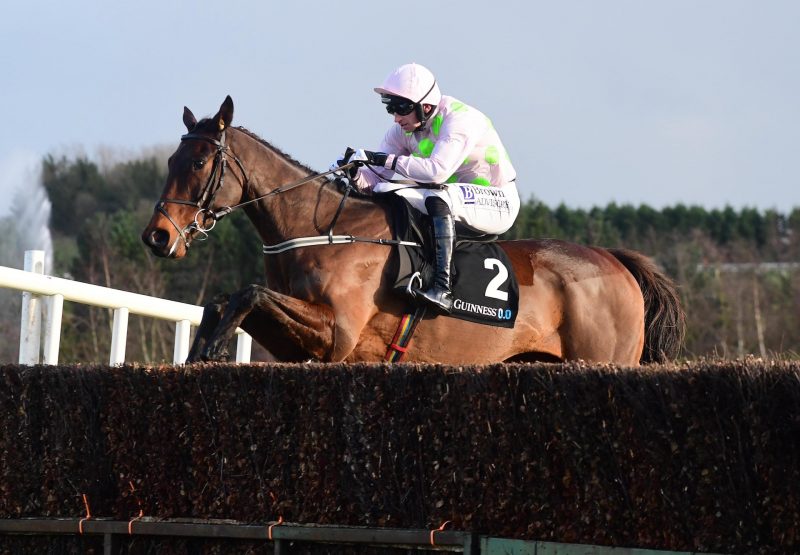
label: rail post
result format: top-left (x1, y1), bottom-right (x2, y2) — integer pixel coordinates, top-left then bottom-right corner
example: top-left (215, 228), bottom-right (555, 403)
top-left (109, 307), bottom-right (129, 365)
top-left (19, 250), bottom-right (45, 364)
top-left (236, 332), bottom-right (252, 363)
top-left (19, 250), bottom-right (63, 365)
top-left (174, 319), bottom-right (191, 363)
top-left (42, 293), bottom-right (64, 364)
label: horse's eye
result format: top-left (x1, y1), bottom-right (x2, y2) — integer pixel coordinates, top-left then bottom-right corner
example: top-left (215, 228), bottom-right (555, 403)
top-left (192, 159), bottom-right (206, 171)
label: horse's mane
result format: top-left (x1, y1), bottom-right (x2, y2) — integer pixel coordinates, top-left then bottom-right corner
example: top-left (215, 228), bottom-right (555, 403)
top-left (192, 118), bottom-right (323, 178)
top-left (234, 125), bottom-right (323, 177)
top-left (192, 118), bottom-right (375, 203)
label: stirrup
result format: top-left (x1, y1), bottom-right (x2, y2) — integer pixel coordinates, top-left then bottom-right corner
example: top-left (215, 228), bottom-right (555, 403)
top-left (405, 271), bottom-right (423, 300)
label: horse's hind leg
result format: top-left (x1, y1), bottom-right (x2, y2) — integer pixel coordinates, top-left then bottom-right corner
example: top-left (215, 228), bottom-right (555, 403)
top-left (187, 294), bottom-right (229, 362)
top-left (199, 284), bottom-right (337, 362)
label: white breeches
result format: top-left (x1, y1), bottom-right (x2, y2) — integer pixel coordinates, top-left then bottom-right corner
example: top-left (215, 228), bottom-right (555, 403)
top-left (373, 181), bottom-right (521, 235)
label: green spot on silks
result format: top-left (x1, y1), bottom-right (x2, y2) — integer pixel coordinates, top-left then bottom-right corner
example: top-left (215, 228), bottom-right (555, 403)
top-left (471, 177), bottom-right (492, 187)
top-left (485, 145), bottom-right (500, 165)
top-left (431, 114), bottom-right (443, 136)
top-left (416, 138), bottom-right (435, 158)
top-left (451, 102), bottom-right (468, 112)
top-left (446, 174), bottom-right (459, 184)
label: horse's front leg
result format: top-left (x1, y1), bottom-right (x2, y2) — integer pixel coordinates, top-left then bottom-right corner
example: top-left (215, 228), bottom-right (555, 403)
top-left (186, 294), bottom-right (229, 362)
top-left (199, 284), bottom-right (337, 362)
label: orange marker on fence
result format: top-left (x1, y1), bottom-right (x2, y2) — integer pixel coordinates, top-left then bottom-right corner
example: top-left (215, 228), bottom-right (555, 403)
top-left (268, 515), bottom-right (284, 540)
top-left (429, 520), bottom-right (451, 546)
top-left (78, 494), bottom-right (92, 534)
top-left (128, 481), bottom-right (144, 535)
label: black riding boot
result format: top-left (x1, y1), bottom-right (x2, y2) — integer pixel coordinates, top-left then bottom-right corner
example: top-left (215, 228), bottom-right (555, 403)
top-left (416, 214), bottom-right (455, 313)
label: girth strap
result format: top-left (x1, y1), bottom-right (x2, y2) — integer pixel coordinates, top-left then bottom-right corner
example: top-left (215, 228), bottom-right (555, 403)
top-left (262, 235), bottom-right (421, 255)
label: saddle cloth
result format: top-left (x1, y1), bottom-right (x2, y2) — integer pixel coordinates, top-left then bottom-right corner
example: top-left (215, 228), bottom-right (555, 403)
top-left (384, 196), bottom-right (519, 328)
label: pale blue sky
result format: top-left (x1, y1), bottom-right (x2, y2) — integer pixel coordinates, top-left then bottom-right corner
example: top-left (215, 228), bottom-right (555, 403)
top-left (1, 0), bottom-right (798, 213)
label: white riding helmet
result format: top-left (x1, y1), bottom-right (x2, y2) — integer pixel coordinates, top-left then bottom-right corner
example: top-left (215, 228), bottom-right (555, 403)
top-left (373, 63), bottom-right (442, 106)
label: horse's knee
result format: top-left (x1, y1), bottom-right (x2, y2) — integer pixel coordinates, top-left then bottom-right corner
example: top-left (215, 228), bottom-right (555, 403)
top-left (206, 293), bottom-right (230, 312)
top-left (210, 292), bottom-right (230, 303)
top-left (226, 284), bottom-right (269, 315)
top-left (228, 284), bottom-right (268, 311)
top-left (197, 294), bottom-right (229, 324)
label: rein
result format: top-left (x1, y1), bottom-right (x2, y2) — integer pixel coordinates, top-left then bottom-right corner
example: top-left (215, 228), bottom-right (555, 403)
top-left (216, 162), bottom-right (358, 218)
top-left (156, 128), bottom-right (355, 255)
top-left (157, 129), bottom-right (419, 255)
top-left (260, 174), bottom-right (421, 255)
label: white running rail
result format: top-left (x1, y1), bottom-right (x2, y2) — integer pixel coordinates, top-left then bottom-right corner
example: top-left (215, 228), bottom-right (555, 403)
top-left (0, 250), bottom-right (251, 365)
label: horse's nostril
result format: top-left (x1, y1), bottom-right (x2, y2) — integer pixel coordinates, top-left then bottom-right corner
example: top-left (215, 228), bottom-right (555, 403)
top-left (149, 229), bottom-right (170, 248)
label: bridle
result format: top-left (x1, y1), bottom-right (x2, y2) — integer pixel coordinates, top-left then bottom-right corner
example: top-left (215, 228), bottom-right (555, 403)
top-left (154, 128), bottom-right (405, 257)
top-left (155, 129), bottom-right (249, 255)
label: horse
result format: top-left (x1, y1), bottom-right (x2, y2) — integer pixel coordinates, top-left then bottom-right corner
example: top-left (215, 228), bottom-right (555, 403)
top-left (142, 96), bottom-right (685, 365)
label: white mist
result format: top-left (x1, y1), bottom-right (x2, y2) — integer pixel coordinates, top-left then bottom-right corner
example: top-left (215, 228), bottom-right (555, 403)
top-left (0, 150), bottom-right (52, 272)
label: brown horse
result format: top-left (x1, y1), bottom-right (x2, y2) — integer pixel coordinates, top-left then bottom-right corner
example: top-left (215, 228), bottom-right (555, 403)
top-left (142, 96), bottom-right (685, 364)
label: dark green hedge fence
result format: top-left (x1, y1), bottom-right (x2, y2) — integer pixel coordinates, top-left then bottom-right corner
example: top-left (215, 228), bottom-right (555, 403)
top-left (1, 361), bottom-right (798, 554)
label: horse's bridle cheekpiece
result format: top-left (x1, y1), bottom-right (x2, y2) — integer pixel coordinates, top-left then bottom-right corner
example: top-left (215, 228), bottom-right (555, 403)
top-left (155, 129), bottom-right (248, 256)
top-left (154, 128), bottom-right (414, 257)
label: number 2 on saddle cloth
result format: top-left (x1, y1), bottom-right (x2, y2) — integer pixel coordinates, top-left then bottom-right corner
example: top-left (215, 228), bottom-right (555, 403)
top-left (385, 196), bottom-right (519, 329)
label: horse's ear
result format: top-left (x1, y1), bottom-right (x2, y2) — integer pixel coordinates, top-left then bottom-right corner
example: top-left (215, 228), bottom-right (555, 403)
top-left (183, 107), bottom-right (197, 132)
top-left (213, 96), bottom-right (234, 132)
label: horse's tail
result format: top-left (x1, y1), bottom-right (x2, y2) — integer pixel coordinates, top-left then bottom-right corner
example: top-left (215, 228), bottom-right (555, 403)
top-left (608, 248), bottom-right (686, 363)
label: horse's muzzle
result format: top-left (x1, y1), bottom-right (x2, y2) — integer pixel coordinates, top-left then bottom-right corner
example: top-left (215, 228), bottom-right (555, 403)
top-left (142, 227), bottom-right (175, 258)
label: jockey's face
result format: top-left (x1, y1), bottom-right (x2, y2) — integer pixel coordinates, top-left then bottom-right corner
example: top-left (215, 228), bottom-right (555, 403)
top-left (394, 110), bottom-right (420, 132)
top-left (393, 104), bottom-right (433, 133)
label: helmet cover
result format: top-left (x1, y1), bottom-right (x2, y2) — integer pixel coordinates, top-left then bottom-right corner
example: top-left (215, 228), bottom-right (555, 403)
top-left (373, 63), bottom-right (442, 106)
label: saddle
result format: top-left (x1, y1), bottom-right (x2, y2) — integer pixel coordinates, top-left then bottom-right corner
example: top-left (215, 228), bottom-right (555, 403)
top-left (383, 196), bottom-right (519, 328)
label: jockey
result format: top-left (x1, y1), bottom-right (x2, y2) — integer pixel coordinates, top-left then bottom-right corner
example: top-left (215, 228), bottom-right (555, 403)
top-left (333, 63), bottom-right (520, 313)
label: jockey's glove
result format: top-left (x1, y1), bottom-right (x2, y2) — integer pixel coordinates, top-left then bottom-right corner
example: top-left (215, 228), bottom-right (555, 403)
top-left (329, 147), bottom-right (358, 178)
top-left (349, 148), bottom-right (390, 168)
top-left (330, 148), bottom-right (396, 180)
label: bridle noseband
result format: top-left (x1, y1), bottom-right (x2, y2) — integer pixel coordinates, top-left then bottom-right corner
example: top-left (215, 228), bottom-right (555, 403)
top-left (154, 127), bottom-right (379, 257)
top-left (155, 129), bottom-right (248, 255)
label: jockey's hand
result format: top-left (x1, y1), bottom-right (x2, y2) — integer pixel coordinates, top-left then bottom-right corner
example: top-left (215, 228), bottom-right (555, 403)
top-left (329, 147), bottom-right (358, 178)
top-left (350, 149), bottom-right (389, 168)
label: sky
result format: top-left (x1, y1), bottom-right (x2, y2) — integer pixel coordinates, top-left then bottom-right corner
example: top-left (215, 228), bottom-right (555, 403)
top-left (1, 0), bottom-right (798, 218)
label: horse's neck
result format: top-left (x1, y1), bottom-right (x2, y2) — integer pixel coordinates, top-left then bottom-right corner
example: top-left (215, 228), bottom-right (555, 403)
top-left (234, 130), bottom-right (388, 247)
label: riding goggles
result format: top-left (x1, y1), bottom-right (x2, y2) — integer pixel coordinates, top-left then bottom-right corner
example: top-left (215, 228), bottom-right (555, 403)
top-left (381, 95), bottom-right (416, 116)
